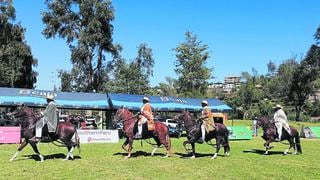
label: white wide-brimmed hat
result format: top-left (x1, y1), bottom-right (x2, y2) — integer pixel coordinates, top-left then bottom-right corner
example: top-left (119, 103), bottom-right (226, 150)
top-left (46, 94), bottom-right (55, 101)
top-left (273, 104), bottom-right (282, 109)
top-left (143, 97), bottom-right (150, 102)
top-left (201, 100), bottom-right (208, 105)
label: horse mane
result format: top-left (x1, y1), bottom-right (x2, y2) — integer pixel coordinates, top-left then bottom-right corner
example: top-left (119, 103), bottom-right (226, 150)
top-left (15, 106), bottom-right (39, 127)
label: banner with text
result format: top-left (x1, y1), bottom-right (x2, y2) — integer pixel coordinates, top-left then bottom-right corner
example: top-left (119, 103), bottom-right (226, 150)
top-left (0, 127), bottom-right (21, 144)
top-left (78, 130), bottom-right (119, 143)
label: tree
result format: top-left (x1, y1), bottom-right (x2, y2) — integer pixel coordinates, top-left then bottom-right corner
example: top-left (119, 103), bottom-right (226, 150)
top-left (173, 31), bottom-right (212, 97)
top-left (42, 0), bottom-right (116, 92)
top-left (267, 60), bottom-right (276, 77)
top-left (265, 59), bottom-right (298, 101)
top-left (0, 0), bottom-right (37, 88)
top-left (289, 26), bottom-right (320, 121)
top-left (152, 77), bottom-right (178, 96)
top-left (103, 43), bottom-right (154, 94)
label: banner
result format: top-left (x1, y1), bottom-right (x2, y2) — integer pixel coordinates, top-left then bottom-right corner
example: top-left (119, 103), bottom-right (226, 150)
top-left (0, 127), bottom-right (21, 144)
top-left (78, 129), bottom-right (119, 143)
top-left (227, 126), bottom-right (252, 140)
top-left (309, 127), bottom-right (320, 138)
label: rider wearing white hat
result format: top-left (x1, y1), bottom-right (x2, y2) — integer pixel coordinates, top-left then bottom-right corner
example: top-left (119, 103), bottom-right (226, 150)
top-left (31, 94), bottom-right (58, 142)
top-left (199, 100), bottom-right (214, 143)
top-left (273, 104), bottom-right (291, 141)
top-left (135, 96), bottom-right (154, 138)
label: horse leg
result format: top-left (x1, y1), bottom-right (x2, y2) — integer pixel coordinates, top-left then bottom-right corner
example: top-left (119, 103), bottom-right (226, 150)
top-left (29, 141), bottom-right (44, 162)
top-left (64, 145), bottom-right (74, 160)
top-left (191, 142), bottom-right (196, 159)
top-left (125, 139), bottom-right (133, 159)
top-left (284, 138), bottom-right (294, 155)
top-left (264, 140), bottom-right (272, 155)
top-left (224, 141), bottom-right (230, 157)
top-left (212, 137), bottom-right (221, 160)
top-left (183, 140), bottom-right (194, 158)
top-left (10, 139), bottom-right (29, 162)
top-left (122, 138), bottom-right (130, 152)
top-left (159, 134), bottom-right (171, 158)
top-left (151, 136), bottom-right (161, 156)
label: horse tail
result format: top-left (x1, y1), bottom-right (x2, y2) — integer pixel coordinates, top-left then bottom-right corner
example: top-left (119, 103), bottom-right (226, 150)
top-left (166, 134), bottom-right (172, 154)
top-left (294, 132), bottom-right (302, 154)
top-left (224, 128), bottom-right (230, 152)
top-left (74, 130), bottom-right (81, 154)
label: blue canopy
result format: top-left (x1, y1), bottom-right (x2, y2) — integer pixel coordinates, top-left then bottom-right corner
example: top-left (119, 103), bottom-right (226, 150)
top-left (108, 93), bottom-right (232, 112)
top-left (0, 87), bottom-right (232, 112)
top-left (0, 87), bottom-right (109, 109)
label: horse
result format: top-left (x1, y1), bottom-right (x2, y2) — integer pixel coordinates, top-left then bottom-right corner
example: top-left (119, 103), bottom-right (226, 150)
top-left (113, 108), bottom-right (172, 159)
top-left (9, 106), bottom-right (80, 162)
top-left (256, 116), bottom-right (302, 155)
top-left (174, 111), bottom-right (230, 159)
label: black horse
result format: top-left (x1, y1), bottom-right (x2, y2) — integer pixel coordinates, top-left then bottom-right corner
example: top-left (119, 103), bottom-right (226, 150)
top-left (257, 116), bottom-right (302, 155)
top-left (9, 106), bottom-right (80, 162)
top-left (175, 111), bottom-right (230, 159)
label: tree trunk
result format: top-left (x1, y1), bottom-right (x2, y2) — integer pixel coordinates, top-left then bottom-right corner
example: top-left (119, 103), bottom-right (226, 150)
top-left (295, 106), bottom-right (301, 121)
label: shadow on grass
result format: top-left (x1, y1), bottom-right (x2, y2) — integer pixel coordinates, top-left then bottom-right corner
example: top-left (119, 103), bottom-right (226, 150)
top-left (113, 151), bottom-right (166, 158)
top-left (21, 153), bottom-right (81, 161)
top-left (243, 149), bottom-right (288, 155)
top-left (175, 152), bottom-right (225, 159)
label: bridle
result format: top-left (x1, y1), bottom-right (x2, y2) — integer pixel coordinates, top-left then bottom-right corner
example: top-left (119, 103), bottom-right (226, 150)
top-left (113, 109), bottom-right (137, 124)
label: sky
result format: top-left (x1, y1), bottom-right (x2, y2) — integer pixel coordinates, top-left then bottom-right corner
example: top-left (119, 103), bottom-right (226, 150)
top-left (12, 0), bottom-right (320, 90)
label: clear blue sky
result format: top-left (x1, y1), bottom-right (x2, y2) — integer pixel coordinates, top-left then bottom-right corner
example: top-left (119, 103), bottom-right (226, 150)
top-left (13, 0), bottom-right (320, 90)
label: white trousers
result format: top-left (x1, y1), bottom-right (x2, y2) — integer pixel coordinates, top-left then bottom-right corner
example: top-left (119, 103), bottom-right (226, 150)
top-left (35, 117), bottom-right (47, 138)
top-left (275, 121), bottom-right (291, 139)
top-left (138, 117), bottom-right (147, 135)
top-left (201, 124), bottom-right (206, 140)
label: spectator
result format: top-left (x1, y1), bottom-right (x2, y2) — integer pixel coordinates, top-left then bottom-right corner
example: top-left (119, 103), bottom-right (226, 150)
top-left (252, 117), bottom-right (258, 137)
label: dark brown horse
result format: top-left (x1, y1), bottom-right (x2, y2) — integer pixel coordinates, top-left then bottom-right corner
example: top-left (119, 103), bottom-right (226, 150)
top-left (9, 106), bottom-right (80, 162)
top-left (257, 116), bottom-right (302, 155)
top-left (113, 108), bottom-right (172, 158)
top-left (175, 111), bottom-right (230, 159)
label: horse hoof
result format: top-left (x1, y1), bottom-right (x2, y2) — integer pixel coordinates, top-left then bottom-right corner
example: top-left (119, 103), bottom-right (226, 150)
top-left (225, 153), bottom-right (230, 157)
top-left (190, 156), bottom-right (195, 159)
top-left (9, 158), bottom-right (14, 162)
top-left (63, 158), bottom-right (69, 161)
top-left (164, 155), bottom-right (169, 158)
top-left (264, 152), bottom-right (268, 155)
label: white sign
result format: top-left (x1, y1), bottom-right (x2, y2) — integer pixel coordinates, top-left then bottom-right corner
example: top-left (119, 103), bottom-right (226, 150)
top-left (78, 130), bottom-right (119, 143)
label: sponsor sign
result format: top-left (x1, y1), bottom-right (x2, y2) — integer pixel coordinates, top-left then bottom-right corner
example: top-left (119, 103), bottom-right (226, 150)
top-left (78, 129), bottom-right (119, 143)
top-left (227, 126), bottom-right (253, 140)
top-left (0, 127), bottom-right (21, 144)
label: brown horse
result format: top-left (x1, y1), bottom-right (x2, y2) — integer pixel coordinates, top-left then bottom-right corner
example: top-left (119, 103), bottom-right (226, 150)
top-left (257, 116), bottom-right (302, 155)
top-left (113, 108), bottom-right (172, 158)
top-left (9, 106), bottom-right (80, 162)
top-left (175, 111), bottom-right (230, 159)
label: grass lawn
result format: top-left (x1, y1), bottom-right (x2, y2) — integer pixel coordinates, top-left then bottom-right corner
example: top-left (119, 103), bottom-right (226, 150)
top-left (1, 134), bottom-right (319, 179)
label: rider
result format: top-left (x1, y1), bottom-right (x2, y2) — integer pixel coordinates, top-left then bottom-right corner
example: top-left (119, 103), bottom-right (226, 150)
top-left (135, 97), bottom-right (154, 138)
top-left (30, 94), bottom-right (58, 142)
top-left (273, 104), bottom-right (291, 141)
top-left (199, 100), bottom-right (214, 143)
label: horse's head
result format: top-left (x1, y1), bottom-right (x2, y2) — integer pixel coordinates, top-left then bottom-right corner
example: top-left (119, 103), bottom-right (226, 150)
top-left (113, 108), bottom-right (135, 124)
top-left (11, 105), bottom-right (37, 127)
top-left (256, 116), bottom-right (270, 128)
top-left (174, 111), bottom-right (195, 130)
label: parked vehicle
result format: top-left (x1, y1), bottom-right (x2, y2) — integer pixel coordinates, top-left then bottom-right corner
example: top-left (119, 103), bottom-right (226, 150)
top-left (155, 117), bottom-right (182, 138)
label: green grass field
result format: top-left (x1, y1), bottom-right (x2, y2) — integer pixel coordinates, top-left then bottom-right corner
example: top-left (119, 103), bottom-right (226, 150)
top-left (1, 120), bottom-right (320, 179)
